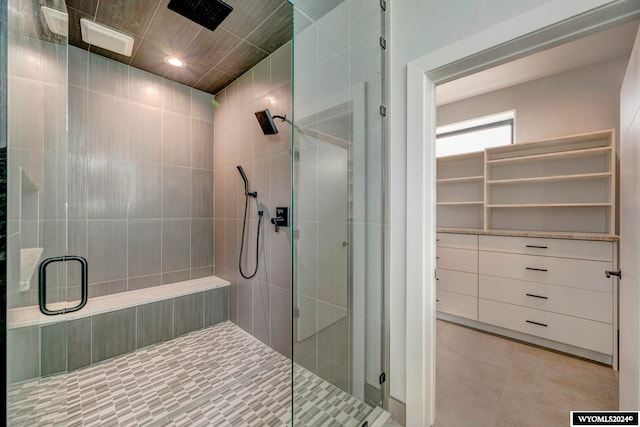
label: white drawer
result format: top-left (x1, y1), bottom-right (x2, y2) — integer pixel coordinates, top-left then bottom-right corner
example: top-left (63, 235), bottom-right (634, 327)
top-left (436, 268), bottom-right (478, 297)
top-left (437, 290), bottom-right (477, 320)
top-left (479, 275), bottom-right (612, 323)
top-left (479, 235), bottom-right (612, 262)
top-left (437, 269), bottom-right (477, 297)
top-left (479, 251), bottom-right (612, 292)
top-left (436, 233), bottom-right (478, 250)
top-left (479, 299), bottom-right (612, 355)
top-left (437, 247), bottom-right (478, 273)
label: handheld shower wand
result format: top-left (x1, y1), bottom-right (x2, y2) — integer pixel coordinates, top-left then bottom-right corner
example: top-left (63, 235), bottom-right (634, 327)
top-left (237, 165), bottom-right (256, 198)
top-left (237, 166), bottom-right (263, 279)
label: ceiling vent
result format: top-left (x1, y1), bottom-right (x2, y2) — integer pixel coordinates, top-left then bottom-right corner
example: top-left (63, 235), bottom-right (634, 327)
top-left (80, 18), bottom-right (134, 57)
top-left (41, 6), bottom-right (68, 37)
top-left (167, 0), bottom-right (233, 32)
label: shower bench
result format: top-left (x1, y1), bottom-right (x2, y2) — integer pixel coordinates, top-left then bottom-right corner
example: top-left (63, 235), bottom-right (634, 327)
top-left (7, 276), bottom-right (230, 383)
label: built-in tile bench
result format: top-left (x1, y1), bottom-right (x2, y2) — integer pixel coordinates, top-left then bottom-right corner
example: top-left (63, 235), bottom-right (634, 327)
top-left (7, 276), bottom-right (230, 384)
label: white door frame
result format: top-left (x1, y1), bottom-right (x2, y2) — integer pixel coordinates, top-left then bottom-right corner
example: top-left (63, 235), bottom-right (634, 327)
top-left (404, 1), bottom-right (640, 425)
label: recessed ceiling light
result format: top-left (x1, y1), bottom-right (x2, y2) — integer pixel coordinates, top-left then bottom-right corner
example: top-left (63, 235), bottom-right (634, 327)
top-left (165, 56), bottom-right (186, 68)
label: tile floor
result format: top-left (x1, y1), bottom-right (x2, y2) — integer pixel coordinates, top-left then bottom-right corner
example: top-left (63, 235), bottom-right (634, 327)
top-left (7, 322), bottom-right (383, 426)
top-left (434, 320), bottom-right (619, 427)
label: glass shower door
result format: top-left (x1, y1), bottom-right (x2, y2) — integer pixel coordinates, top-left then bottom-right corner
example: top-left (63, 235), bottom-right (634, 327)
top-left (5, 0), bottom-right (71, 423)
top-left (291, 0), bottom-right (387, 424)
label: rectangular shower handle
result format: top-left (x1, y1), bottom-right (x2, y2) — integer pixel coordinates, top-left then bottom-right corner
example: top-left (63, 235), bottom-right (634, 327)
top-left (39, 256), bottom-right (89, 316)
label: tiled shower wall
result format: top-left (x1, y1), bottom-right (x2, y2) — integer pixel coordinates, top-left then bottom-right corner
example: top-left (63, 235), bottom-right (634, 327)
top-left (66, 46), bottom-right (215, 301)
top-left (7, 0), bottom-right (68, 309)
top-left (213, 41), bottom-right (292, 358)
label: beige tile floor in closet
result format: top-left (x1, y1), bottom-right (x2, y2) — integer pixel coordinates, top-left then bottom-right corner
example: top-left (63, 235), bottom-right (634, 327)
top-left (433, 320), bottom-right (618, 427)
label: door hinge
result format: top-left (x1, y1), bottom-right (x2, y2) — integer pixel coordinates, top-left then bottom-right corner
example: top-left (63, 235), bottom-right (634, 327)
top-left (379, 372), bottom-right (386, 385)
top-left (380, 0), bottom-right (386, 11)
top-left (379, 105), bottom-right (387, 116)
top-left (379, 37), bottom-right (386, 49)
top-left (294, 307), bottom-right (300, 318)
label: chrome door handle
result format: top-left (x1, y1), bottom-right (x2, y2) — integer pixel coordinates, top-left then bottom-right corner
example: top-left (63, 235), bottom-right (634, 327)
top-left (39, 256), bottom-right (88, 316)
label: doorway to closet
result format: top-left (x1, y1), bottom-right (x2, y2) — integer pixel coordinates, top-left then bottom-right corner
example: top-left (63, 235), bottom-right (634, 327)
top-left (432, 18), bottom-right (640, 426)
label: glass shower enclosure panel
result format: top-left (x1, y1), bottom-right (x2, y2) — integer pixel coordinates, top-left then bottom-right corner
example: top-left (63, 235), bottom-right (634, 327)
top-left (5, 0), bottom-right (70, 423)
top-left (291, 0), bottom-right (387, 424)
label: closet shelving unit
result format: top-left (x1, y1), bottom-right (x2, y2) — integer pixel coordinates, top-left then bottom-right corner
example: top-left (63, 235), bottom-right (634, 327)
top-left (484, 129), bottom-right (615, 236)
top-left (436, 151), bottom-right (485, 231)
top-left (436, 129), bottom-right (618, 365)
top-left (436, 129), bottom-right (616, 237)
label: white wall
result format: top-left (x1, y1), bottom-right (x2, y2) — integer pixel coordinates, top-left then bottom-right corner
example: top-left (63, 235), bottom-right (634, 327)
top-left (437, 58), bottom-right (627, 143)
top-left (388, 0), bottom-right (555, 403)
top-left (619, 26), bottom-right (640, 412)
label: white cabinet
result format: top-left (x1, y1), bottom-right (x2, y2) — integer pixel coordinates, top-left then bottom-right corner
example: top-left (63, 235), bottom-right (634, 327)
top-left (479, 275), bottom-right (612, 324)
top-left (478, 236), bottom-right (615, 359)
top-left (435, 233), bottom-right (478, 320)
top-left (437, 247), bottom-right (478, 273)
top-left (479, 251), bottom-right (612, 292)
top-left (438, 269), bottom-right (478, 296)
top-left (437, 290), bottom-right (478, 320)
top-left (435, 130), bottom-right (619, 364)
top-left (436, 231), bottom-right (617, 363)
top-left (478, 235), bottom-right (612, 261)
top-left (479, 299), bottom-right (612, 355)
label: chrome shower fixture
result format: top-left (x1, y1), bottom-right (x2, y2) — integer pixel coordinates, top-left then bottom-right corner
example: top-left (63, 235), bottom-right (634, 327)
top-left (236, 165), bottom-right (256, 198)
top-left (236, 166), bottom-right (263, 279)
top-left (255, 109), bottom-right (286, 135)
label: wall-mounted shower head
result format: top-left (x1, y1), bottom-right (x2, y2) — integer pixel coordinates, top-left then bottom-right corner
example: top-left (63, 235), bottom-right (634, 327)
top-left (255, 109), bottom-right (286, 135)
top-left (167, 0), bottom-right (233, 32)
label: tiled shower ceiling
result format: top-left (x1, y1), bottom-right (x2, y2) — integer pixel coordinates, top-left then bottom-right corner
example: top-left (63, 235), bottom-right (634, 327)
top-left (66, 0), bottom-right (292, 94)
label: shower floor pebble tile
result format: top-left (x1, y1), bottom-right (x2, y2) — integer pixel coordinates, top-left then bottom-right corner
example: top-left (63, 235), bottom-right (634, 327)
top-left (7, 322), bottom-right (377, 426)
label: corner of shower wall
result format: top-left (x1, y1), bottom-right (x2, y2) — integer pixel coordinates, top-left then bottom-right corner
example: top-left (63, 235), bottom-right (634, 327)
top-left (212, 39), bottom-right (294, 359)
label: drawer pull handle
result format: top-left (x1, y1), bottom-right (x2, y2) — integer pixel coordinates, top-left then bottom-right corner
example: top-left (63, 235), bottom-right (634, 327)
top-left (436, 257), bottom-right (439, 260)
top-left (526, 267), bottom-right (548, 272)
top-left (526, 245), bottom-right (548, 249)
top-left (526, 320), bottom-right (547, 327)
top-left (436, 299), bottom-right (440, 302)
top-left (526, 293), bottom-right (548, 300)
top-left (436, 239), bottom-right (440, 242)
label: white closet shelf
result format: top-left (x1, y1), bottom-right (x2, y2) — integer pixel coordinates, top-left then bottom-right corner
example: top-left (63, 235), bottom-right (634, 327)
top-left (486, 146), bottom-right (611, 165)
top-left (437, 201), bottom-right (484, 206)
top-left (436, 175), bottom-right (484, 183)
top-left (487, 203), bottom-right (612, 208)
top-left (486, 172), bottom-right (612, 185)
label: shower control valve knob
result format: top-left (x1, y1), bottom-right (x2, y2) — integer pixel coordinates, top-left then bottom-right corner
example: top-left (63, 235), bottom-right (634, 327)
top-left (270, 207), bottom-right (289, 232)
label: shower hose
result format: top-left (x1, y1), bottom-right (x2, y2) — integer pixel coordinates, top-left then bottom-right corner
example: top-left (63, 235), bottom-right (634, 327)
top-left (239, 193), bottom-right (264, 279)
